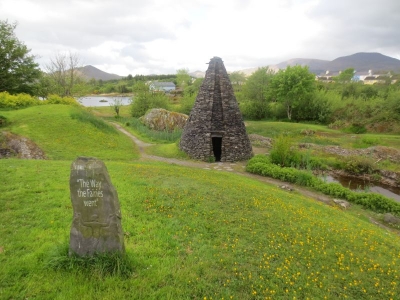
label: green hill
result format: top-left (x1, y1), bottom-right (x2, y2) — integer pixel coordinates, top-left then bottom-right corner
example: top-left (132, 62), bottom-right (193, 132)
top-left (0, 105), bottom-right (139, 160)
top-left (0, 105), bottom-right (399, 299)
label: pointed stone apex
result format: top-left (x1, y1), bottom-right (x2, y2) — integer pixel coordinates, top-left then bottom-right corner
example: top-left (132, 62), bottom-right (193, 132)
top-left (180, 57), bottom-right (253, 162)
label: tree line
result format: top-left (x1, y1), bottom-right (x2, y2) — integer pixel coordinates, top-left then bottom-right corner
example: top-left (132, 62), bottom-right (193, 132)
top-left (228, 67), bottom-right (400, 133)
top-left (2, 19), bottom-right (400, 133)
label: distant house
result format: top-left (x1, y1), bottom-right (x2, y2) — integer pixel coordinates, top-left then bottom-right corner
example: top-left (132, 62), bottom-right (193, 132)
top-left (149, 82), bottom-right (176, 93)
top-left (316, 75), bottom-right (334, 83)
top-left (363, 75), bottom-right (386, 85)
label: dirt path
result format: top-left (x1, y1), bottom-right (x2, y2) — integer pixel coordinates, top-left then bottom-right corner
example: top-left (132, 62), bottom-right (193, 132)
top-left (111, 122), bottom-right (333, 202)
top-left (110, 122), bottom-right (399, 234)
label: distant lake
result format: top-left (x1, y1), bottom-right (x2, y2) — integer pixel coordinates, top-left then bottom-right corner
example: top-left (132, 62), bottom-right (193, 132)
top-left (77, 96), bottom-right (132, 107)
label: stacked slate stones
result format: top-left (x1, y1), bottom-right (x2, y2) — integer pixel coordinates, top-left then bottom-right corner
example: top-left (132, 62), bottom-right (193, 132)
top-left (180, 57), bottom-right (253, 162)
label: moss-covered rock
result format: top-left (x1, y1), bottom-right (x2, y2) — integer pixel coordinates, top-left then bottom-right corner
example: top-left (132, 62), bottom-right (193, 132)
top-left (140, 108), bottom-right (188, 132)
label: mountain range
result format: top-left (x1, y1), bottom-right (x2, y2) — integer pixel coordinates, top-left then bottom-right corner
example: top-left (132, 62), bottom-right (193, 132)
top-left (78, 65), bottom-right (123, 81)
top-left (274, 52), bottom-right (400, 75)
top-left (80, 52), bottom-right (400, 81)
top-left (190, 52), bottom-right (400, 78)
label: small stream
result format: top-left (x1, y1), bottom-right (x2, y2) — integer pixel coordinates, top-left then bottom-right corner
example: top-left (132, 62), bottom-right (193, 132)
top-left (323, 174), bottom-right (400, 202)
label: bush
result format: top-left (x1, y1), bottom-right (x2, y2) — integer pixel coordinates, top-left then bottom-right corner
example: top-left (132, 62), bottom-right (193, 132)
top-left (269, 135), bottom-right (300, 167)
top-left (0, 92), bottom-right (40, 109)
top-left (179, 93), bottom-right (196, 115)
top-left (131, 91), bottom-right (169, 118)
top-left (246, 155), bottom-right (400, 216)
top-left (0, 115), bottom-right (8, 127)
top-left (343, 123), bottom-right (367, 134)
top-left (240, 100), bottom-right (269, 120)
top-left (343, 156), bottom-right (375, 175)
top-left (43, 95), bottom-right (80, 106)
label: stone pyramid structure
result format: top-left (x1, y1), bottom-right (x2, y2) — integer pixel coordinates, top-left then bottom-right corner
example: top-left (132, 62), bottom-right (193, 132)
top-left (180, 57), bottom-right (253, 162)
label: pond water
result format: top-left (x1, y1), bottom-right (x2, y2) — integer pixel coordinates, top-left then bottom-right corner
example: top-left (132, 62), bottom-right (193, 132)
top-left (77, 96), bottom-right (132, 107)
top-left (323, 174), bottom-right (400, 202)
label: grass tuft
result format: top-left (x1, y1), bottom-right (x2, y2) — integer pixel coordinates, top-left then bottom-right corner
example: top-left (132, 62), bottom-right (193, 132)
top-left (46, 244), bottom-right (135, 278)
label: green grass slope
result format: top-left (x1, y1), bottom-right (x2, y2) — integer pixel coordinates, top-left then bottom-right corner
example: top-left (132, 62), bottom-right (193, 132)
top-left (1, 107), bottom-right (400, 299)
top-left (1, 105), bottom-right (139, 160)
top-left (1, 159), bottom-right (399, 299)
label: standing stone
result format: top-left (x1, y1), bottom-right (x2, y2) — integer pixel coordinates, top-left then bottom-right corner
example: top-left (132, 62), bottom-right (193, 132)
top-left (69, 157), bottom-right (124, 256)
top-left (180, 57), bottom-right (253, 162)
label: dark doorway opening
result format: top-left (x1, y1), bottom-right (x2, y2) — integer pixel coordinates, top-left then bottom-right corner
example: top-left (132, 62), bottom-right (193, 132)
top-left (212, 137), bottom-right (222, 162)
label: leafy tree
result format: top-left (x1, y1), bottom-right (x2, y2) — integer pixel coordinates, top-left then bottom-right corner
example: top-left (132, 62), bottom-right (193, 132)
top-left (183, 78), bottom-right (203, 96)
top-left (110, 98), bottom-right (125, 117)
top-left (179, 93), bottom-right (197, 115)
top-left (334, 68), bottom-right (355, 83)
top-left (270, 65), bottom-right (316, 120)
top-left (179, 78), bottom-right (204, 115)
top-left (241, 67), bottom-right (274, 119)
top-left (0, 20), bottom-right (41, 94)
top-left (131, 82), bottom-right (170, 117)
top-left (229, 71), bottom-right (246, 92)
top-left (132, 81), bottom-right (149, 93)
top-left (131, 91), bottom-right (169, 118)
top-left (341, 82), bottom-right (360, 99)
top-left (34, 72), bottom-right (54, 99)
top-left (176, 69), bottom-right (191, 89)
top-left (360, 85), bottom-right (378, 100)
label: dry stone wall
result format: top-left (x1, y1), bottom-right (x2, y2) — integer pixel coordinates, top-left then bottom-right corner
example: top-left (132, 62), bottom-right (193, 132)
top-left (180, 57), bottom-right (253, 162)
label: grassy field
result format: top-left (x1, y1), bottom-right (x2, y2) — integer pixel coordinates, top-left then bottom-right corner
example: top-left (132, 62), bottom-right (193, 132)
top-left (1, 105), bottom-right (400, 299)
top-left (246, 121), bottom-right (400, 149)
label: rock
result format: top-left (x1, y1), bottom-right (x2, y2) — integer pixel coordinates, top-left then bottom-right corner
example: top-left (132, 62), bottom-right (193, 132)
top-left (333, 199), bottom-right (351, 209)
top-left (140, 108), bottom-right (188, 132)
top-left (0, 131), bottom-right (46, 159)
top-left (279, 185), bottom-right (294, 191)
top-left (383, 213), bottom-right (400, 225)
top-left (69, 157), bottom-right (124, 256)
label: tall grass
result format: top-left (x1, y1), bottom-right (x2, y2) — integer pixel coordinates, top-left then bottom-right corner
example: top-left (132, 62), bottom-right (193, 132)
top-left (70, 109), bottom-right (116, 133)
top-left (121, 117), bottom-right (182, 143)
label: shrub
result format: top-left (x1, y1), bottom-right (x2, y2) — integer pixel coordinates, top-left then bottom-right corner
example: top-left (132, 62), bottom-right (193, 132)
top-left (131, 91), bottom-right (169, 118)
top-left (343, 156), bottom-right (375, 175)
top-left (43, 95), bottom-right (80, 106)
top-left (269, 135), bottom-right (300, 167)
top-left (343, 123), bottom-right (367, 134)
top-left (0, 115), bottom-right (8, 127)
top-left (246, 155), bottom-right (400, 216)
top-left (179, 93), bottom-right (196, 115)
top-left (240, 100), bottom-right (269, 120)
top-left (0, 92), bottom-right (40, 109)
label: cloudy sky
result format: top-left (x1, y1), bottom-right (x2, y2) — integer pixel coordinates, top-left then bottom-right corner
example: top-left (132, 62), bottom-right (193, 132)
top-left (1, 0), bottom-right (399, 76)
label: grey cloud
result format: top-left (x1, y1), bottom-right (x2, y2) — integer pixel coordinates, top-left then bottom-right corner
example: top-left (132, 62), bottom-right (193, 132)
top-left (307, 0), bottom-right (400, 57)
